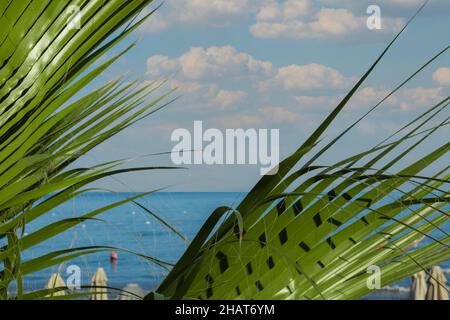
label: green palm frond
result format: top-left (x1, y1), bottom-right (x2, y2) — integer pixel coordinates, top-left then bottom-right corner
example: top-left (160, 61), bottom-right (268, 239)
top-left (155, 3), bottom-right (450, 300)
top-left (0, 0), bottom-right (174, 299)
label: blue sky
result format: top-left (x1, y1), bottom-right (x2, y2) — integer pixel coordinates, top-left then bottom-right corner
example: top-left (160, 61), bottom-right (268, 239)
top-left (78, 0), bottom-right (450, 192)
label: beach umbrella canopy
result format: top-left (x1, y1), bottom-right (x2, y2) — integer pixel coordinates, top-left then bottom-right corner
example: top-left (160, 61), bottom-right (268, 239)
top-left (426, 266), bottom-right (449, 300)
top-left (46, 273), bottom-right (66, 297)
top-left (410, 271), bottom-right (427, 300)
top-left (90, 268), bottom-right (108, 300)
top-left (119, 283), bottom-right (145, 300)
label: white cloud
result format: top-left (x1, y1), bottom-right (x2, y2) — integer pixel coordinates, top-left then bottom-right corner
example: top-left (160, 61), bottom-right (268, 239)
top-left (294, 86), bottom-right (445, 111)
top-left (309, 8), bottom-right (361, 36)
top-left (256, 0), bottom-right (310, 21)
top-left (147, 71), bottom-right (248, 109)
top-left (157, 79), bottom-right (218, 107)
top-left (260, 63), bottom-right (353, 91)
top-left (146, 55), bottom-right (179, 76)
top-left (396, 87), bottom-right (444, 110)
top-left (180, 46), bottom-right (274, 80)
top-left (147, 46), bottom-right (275, 80)
top-left (141, 0), bottom-right (255, 33)
top-left (172, 79), bottom-right (215, 95)
top-left (259, 106), bottom-right (302, 123)
top-left (211, 90), bottom-right (248, 108)
top-left (146, 46), bottom-right (273, 108)
top-left (147, 46), bottom-right (354, 110)
top-left (250, 4), bottom-right (404, 39)
top-left (177, 0), bottom-right (251, 24)
top-left (295, 87), bottom-right (392, 110)
top-left (433, 68), bottom-right (450, 86)
top-left (140, 0), bottom-right (448, 42)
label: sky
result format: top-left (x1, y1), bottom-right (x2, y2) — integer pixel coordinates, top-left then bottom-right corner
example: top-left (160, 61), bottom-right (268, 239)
top-left (77, 0), bottom-right (450, 192)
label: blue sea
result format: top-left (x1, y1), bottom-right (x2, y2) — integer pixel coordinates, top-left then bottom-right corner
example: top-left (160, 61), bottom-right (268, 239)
top-left (17, 192), bottom-right (448, 300)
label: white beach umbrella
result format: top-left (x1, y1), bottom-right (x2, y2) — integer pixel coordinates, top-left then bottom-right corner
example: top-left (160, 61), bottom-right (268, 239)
top-left (90, 267), bottom-right (108, 300)
top-left (46, 273), bottom-right (66, 297)
top-left (426, 266), bottom-right (449, 300)
top-left (410, 271), bottom-right (427, 300)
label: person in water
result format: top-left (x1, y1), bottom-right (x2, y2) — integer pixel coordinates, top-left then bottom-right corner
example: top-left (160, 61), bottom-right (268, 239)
top-left (110, 251), bottom-right (118, 263)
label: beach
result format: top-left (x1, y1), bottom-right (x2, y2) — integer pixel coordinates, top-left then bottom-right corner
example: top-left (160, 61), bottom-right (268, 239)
top-left (18, 192), bottom-right (448, 299)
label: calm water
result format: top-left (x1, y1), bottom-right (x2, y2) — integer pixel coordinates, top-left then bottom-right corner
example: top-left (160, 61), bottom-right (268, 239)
top-left (15, 192), bottom-right (448, 299)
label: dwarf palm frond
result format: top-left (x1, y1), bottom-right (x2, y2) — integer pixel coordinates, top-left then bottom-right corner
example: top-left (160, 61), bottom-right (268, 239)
top-left (0, 0), bottom-right (175, 299)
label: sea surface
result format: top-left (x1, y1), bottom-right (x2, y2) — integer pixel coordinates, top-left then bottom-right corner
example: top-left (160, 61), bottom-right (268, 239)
top-left (15, 192), bottom-right (448, 300)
